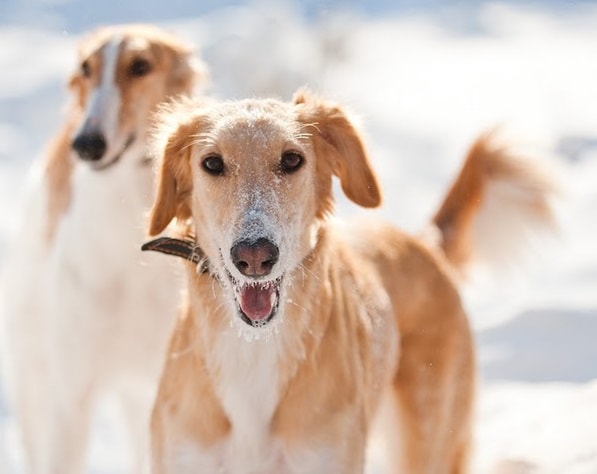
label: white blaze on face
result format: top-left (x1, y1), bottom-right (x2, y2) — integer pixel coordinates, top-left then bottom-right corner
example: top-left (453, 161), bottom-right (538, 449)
top-left (76, 37), bottom-right (122, 156)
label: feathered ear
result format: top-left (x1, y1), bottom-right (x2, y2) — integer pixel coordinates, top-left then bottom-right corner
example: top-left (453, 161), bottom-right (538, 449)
top-left (148, 99), bottom-right (199, 236)
top-left (294, 88), bottom-right (381, 209)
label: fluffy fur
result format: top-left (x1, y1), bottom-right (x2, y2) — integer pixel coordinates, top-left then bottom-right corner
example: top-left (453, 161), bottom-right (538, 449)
top-left (430, 130), bottom-right (557, 272)
top-left (2, 24), bottom-right (206, 474)
top-left (145, 91), bottom-right (555, 473)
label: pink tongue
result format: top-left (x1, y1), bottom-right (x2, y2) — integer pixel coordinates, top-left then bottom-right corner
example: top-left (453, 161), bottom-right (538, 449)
top-left (239, 284), bottom-right (276, 321)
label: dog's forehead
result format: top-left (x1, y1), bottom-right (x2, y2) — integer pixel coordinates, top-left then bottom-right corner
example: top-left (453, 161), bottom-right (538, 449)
top-left (120, 35), bottom-right (151, 53)
top-left (205, 100), bottom-right (303, 152)
top-left (78, 26), bottom-right (180, 62)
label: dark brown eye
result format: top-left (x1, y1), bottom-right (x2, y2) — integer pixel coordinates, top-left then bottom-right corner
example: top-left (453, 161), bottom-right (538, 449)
top-left (128, 58), bottom-right (152, 77)
top-left (81, 60), bottom-right (91, 78)
top-left (202, 154), bottom-right (225, 176)
top-left (280, 151), bottom-right (304, 173)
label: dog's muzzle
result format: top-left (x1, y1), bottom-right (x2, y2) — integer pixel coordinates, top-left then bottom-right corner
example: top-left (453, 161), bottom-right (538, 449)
top-left (72, 131), bottom-right (107, 162)
top-left (72, 130), bottom-right (135, 171)
top-left (229, 238), bottom-right (281, 327)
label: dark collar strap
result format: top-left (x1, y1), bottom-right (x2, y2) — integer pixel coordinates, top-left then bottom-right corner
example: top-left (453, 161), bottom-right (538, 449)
top-left (141, 237), bottom-right (210, 274)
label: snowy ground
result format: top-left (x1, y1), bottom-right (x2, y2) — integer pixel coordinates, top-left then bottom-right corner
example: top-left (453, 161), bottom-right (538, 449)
top-left (1, 1), bottom-right (596, 473)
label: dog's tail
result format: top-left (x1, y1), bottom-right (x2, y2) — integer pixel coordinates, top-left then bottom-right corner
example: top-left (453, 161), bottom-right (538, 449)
top-left (426, 130), bottom-right (558, 274)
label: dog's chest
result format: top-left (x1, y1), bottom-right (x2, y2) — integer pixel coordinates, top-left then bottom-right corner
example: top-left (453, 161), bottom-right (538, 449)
top-left (46, 160), bottom-right (179, 320)
top-left (54, 162), bottom-right (152, 268)
top-left (209, 330), bottom-right (286, 472)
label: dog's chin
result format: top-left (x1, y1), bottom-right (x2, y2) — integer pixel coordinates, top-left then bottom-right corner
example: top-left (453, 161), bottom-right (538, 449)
top-left (228, 273), bottom-right (283, 328)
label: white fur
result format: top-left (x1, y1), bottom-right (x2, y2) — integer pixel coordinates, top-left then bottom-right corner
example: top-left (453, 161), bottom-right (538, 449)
top-left (42, 158), bottom-right (180, 474)
top-left (1, 164), bottom-right (52, 474)
top-left (214, 330), bottom-right (282, 473)
top-left (74, 38), bottom-right (124, 161)
top-left (473, 176), bottom-right (556, 269)
top-left (168, 440), bottom-right (224, 474)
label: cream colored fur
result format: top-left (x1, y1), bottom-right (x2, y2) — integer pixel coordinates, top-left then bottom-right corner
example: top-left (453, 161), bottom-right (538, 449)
top-left (145, 91), bottom-right (555, 474)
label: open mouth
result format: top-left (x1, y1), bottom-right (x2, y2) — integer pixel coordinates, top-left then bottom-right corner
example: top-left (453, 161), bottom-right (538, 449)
top-left (230, 276), bottom-right (282, 328)
top-left (91, 134), bottom-right (136, 171)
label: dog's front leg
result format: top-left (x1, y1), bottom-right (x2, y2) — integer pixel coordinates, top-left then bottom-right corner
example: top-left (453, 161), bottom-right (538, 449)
top-left (273, 402), bottom-right (368, 474)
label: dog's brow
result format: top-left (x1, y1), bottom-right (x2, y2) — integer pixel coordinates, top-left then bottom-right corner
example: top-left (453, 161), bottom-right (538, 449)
top-left (295, 131), bottom-right (313, 141)
top-left (124, 37), bottom-right (150, 52)
top-left (175, 133), bottom-right (213, 154)
top-left (190, 132), bottom-right (216, 147)
top-left (299, 122), bottom-right (320, 136)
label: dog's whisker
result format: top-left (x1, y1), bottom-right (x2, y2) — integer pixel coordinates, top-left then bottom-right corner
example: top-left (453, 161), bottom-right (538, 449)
top-left (287, 299), bottom-right (308, 314)
top-left (189, 133), bottom-right (216, 148)
top-left (297, 263), bottom-right (320, 282)
top-left (300, 122), bottom-right (321, 135)
top-left (294, 131), bottom-right (313, 141)
top-left (169, 337), bottom-right (201, 360)
top-left (210, 276), bottom-right (218, 299)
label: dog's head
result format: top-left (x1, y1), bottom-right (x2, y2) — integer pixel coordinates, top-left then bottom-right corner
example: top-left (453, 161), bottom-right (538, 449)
top-left (148, 90), bottom-right (381, 329)
top-left (68, 24), bottom-right (206, 171)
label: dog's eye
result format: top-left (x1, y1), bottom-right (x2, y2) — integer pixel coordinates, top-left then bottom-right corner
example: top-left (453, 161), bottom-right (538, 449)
top-left (280, 151), bottom-right (304, 174)
top-left (202, 154), bottom-right (225, 176)
top-left (81, 60), bottom-right (91, 78)
top-left (128, 58), bottom-right (152, 78)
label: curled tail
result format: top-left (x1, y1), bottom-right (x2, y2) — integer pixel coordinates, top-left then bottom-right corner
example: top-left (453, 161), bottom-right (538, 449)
top-left (429, 130), bottom-right (558, 272)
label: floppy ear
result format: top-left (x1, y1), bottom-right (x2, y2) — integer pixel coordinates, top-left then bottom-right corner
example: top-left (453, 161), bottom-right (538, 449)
top-left (294, 89), bottom-right (381, 208)
top-left (148, 102), bottom-right (198, 236)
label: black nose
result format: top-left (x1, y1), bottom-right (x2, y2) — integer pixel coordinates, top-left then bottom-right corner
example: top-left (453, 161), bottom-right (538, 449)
top-left (72, 132), bottom-right (107, 161)
top-left (231, 238), bottom-right (279, 277)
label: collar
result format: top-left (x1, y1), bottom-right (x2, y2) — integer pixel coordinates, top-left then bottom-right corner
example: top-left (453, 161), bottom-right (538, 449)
top-left (141, 237), bottom-right (210, 274)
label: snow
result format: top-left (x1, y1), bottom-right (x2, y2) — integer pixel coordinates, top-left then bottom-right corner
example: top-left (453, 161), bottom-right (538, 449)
top-left (1, 1), bottom-right (596, 472)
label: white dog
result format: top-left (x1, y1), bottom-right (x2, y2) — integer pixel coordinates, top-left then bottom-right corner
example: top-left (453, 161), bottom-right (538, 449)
top-left (2, 24), bottom-right (206, 474)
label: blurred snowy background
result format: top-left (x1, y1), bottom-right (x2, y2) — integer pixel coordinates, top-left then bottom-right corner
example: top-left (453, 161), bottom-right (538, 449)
top-left (1, 0), bottom-right (596, 472)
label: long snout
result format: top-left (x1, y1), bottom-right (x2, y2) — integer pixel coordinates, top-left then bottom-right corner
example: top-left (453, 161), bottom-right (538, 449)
top-left (72, 69), bottom-right (121, 163)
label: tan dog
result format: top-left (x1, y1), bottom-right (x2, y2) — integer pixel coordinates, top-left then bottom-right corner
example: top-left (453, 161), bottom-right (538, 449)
top-left (2, 25), bottom-right (205, 474)
top-left (144, 91), bottom-right (555, 473)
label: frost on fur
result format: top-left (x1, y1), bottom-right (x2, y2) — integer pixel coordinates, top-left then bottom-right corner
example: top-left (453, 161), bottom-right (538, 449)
top-left (430, 130), bottom-right (558, 272)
